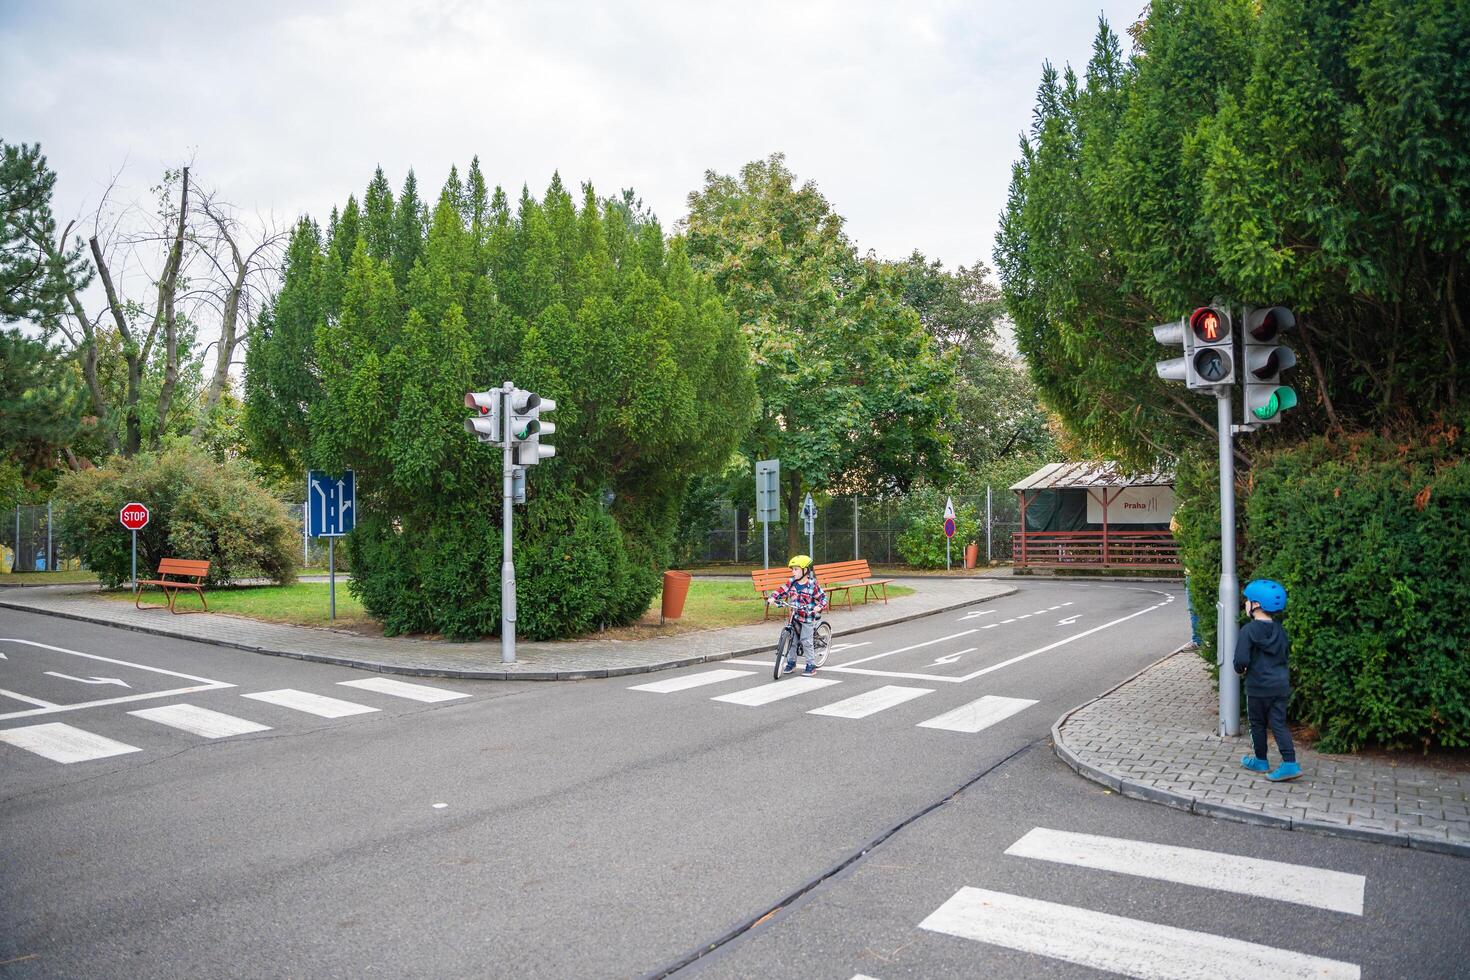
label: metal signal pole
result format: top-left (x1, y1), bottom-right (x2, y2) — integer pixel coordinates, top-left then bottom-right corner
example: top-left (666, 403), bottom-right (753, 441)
top-left (1216, 387), bottom-right (1240, 736)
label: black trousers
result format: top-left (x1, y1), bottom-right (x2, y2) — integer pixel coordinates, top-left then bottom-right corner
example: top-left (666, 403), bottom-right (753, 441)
top-left (1247, 693), bottom-right (1296, 763)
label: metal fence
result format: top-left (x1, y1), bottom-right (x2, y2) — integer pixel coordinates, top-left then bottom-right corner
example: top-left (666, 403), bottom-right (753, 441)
top-left (1, 503), bottom-right (81, 573)
top-left (689, 489), bottom-right (1021, 567)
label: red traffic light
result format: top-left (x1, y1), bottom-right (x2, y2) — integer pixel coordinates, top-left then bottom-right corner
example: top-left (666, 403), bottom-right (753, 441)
top-left (1245, 306), bottom-right (1295, 342)
top-left (1189, 306), bottom-right (1230, 343)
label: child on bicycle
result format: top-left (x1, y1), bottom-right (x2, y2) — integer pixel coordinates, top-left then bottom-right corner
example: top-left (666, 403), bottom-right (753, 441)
top-left (767, 555), bottom-right (829, 675)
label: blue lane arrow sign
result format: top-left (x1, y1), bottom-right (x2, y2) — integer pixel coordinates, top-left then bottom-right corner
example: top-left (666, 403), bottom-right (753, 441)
top-left (307, 470), bottom-right (356, 537)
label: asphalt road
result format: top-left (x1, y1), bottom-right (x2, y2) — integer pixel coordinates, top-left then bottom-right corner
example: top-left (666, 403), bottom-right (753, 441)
top-left (2, 581), bottom-right (1464, 978)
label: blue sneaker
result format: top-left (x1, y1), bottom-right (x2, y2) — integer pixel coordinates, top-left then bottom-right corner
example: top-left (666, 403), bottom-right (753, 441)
top-left (1240, 755), bottom-right (1270, 773)
top-left (783, 660), bottom-right (796, 673)
top-left (802, 663), bottom-right (816, 675)
top-left (1267, 762), bottom-right (1303, 782)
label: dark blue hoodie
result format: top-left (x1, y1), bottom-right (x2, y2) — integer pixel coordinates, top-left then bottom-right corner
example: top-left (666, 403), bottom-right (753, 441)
top-left (1233, 617), bottom-right (1291, 697)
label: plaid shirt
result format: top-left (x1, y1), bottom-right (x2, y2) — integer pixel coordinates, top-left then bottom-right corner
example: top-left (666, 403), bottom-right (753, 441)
top-left (769, 574), bottom-right (829, 624)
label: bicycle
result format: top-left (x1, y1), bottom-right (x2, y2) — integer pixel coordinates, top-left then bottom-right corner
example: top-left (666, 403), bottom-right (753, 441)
top-left (768, 599), bottom-right (831, 680)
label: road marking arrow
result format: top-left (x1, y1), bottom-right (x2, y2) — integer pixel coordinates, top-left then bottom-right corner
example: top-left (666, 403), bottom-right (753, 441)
top-left (43, 672), bottom-right (132, 688)
top-left (931, 647), bottom-right (975, 666)
top-left (957, 610), bottom-right (995, 621)
top-left (1058, 615), bottom-right (1081, 625)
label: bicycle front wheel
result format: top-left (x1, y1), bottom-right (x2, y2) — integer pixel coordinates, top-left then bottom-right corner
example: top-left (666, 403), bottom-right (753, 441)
top-left (774, 629), bottom-right (794, 680)
top-left (813, 621), bottom-right (832, 668)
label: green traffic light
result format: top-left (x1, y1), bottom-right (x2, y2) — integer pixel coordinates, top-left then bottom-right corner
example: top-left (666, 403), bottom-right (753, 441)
top-left (1252, 385), bottom-right (1298, 420)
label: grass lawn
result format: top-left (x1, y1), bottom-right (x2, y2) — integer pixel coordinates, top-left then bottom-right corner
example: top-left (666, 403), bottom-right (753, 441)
top-left (2, 570), bottom-right (100, 586)
top-left (105, 582), bottom-right (372, 629)
top-left (97, 577), bottom-right (913, 638)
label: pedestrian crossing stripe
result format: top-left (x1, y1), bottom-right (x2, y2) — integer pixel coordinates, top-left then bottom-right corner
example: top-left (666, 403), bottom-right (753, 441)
top-left (0, 722), bottom-right (141, 763)
top-left (1005, 827), bottom-right (1365, 915)
top-left (242, 689), bottom-right (378, 718)
top-left (920, 886), bottom-right (1360, 980)
top-left (809, 685), bottom-right (932, 719)
top-left (337, 677), bottom-right (469, 702)
top-left (712, 677), bottom-right (840, 706)
top-left (629, 669), bottom-right (755, 693)
top-left (916, 695), bottom-right (1036, 733)
top-left (129, 704), bottom-right (272, 739)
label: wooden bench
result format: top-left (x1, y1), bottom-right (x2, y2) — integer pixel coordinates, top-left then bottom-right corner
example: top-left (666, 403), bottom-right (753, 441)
top-left (814, 559), bottom-right (894, 609)
top-left (135, 558), bottom-right (211, 614)
top-left (750, 566), bottom-right (794, 619)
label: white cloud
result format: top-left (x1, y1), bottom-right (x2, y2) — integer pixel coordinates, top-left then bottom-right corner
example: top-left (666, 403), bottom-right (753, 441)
top-left (2, 0), bottom-right (1142, 292)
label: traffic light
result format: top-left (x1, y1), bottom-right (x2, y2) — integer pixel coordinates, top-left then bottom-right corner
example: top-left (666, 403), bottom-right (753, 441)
top-left (463, 390), bottom-right (502, 443)
top-left (1153, 317), bottom-right (1194, 385)
top-left (1188, 305), bottom-right (1234, 387)
top-left (507, 388), bottom-right (556, 466)
top-left (1242, 306), bottom-right (1299, 424)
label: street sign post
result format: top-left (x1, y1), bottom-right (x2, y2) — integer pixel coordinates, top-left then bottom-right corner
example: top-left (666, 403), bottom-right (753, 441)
top-left (801, 492), bottom-right (816, 559)
top-left (755, 459), bottom-right (780, 569)
top-left (307, 471), bottom-right (356, 621)
top-left (943, 497), bottom-right (957, 571)
top-left (119, 502), bottom-right (149, 591)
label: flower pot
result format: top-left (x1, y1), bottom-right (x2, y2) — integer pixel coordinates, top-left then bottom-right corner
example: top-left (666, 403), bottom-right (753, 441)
top-left (661, 570), bottom-right (693, 623)
top-left (964, 542), bottom-right (979, 569)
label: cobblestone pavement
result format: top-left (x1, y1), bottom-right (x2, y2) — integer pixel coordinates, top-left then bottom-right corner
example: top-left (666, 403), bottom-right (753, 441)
top-left (1053, 649), bottom-right (1470, 857)
top-left (0, 578), bottom-right (1014, 681)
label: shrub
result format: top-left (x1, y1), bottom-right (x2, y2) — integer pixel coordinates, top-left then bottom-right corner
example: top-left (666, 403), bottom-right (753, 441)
top-left (56, 441), bottom-right (298, 588)
top-left (1239, 427), bottom-right (1470, 752)
top-left (895, 486), bottom-right (981, 568)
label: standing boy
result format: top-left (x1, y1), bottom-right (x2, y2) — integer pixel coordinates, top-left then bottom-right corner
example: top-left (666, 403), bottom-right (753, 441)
top-left (1233, 578), bottom-right (1301, 782)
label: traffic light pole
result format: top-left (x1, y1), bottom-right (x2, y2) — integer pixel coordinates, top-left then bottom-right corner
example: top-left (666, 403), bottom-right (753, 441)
top-left (500, 381), bottom-right (517, 665)
top-left (1216, 387), bottom-right (1241, 736)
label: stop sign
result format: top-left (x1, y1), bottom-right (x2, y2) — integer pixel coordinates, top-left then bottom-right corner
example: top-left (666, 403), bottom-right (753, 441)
top-left (119, 502), bottom-right (150, 531)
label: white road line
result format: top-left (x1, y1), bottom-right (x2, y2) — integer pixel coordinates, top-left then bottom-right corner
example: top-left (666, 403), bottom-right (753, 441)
top-left (242, 689), bottom-right (378, 718)
top-left (980, 624), bottom-right (998, 630)
top-left (712, 677), bottom-right (840, 706)
top-left (838, 630), bottom-right (979, 668)
top-left (1006, 828), bottom-right (1365, 915)
top-left (0, 722), bottom-right (141, 764)
top-left (825, 593), bottom-right (1174, 685)
top-left (919, 887), bottom-right (1359, 980)
top-left (0, 688), bottom-right (58, 708)
top-left (808, 685), bottom-right (932, 719)
top-left (338, 677), bottom-right (469, 703)
top-left (629, 669), bottom-right (754, 693)
top-left (129, 704), bottom-right (273, 739)
top-left (0, 638), bottom-right (234, 721)
top-left (916, 695), bottom-right (1036, 733)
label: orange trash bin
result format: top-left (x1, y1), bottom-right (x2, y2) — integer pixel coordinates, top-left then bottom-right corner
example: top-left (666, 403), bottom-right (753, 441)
top-left (661, 570), bottom-right (693, 623)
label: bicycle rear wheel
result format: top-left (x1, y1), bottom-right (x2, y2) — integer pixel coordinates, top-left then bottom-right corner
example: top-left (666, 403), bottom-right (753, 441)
top-left (813, 621), bottom-right (832, 667)
top-left (773, 628), bottom-right (794, 680)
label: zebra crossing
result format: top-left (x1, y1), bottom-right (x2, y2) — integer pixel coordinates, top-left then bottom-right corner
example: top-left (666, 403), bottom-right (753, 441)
top-left (911, 826), bottom-right (1365, 979)
top-left (628, 669), bottom-right (1038, 735)
top-left (0, 677), bottom-right (470, 765)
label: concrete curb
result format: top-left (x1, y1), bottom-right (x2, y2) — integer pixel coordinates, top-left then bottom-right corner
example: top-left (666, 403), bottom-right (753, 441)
top-left (0, 584), bottom-right (1017, 682)
top-left (1050, 648), bottom-right (1470, 859)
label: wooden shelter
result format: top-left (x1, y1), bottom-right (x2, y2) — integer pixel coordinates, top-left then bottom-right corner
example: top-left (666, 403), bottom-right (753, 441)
top-left (1011, 462), bottom-right (1180, 571)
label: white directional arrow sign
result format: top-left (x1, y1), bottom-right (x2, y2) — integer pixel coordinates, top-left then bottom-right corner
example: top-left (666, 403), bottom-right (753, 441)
top-left (931, 647), bottom-right (975, 666)
top-left (1058, 615), bottom-right (1081, 625)
top-left (43, 672), bottom-right (132, 688)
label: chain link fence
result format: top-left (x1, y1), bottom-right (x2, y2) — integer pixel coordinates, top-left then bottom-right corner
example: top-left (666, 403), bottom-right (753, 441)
top-left (687, 489), bottom-right (1020, 567)
top-left (1, 503), bottom-right (82, 573)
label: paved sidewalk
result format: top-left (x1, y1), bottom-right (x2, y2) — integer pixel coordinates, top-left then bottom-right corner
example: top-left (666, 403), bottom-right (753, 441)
top-left (1053, 648), bottom-right (1470, 857)
top-left (0, 578), bottom-right (1014, 681)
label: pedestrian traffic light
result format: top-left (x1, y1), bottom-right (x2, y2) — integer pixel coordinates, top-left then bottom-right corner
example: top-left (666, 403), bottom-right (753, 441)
top-left (1242, 306), bottom-right (1299, 424)
top-left (463, 390), bottom-right (502, 443)
top-left (507, 388), bottom-right (556, 466)
top-left (1152, 318), bottom-right (1194, 386)
top-left (1189, 306), bottom-right (1234, 387)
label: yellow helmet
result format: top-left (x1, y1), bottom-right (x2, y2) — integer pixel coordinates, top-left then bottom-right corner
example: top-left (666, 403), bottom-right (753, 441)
top-left (787, 555), bottom-right (812, 570)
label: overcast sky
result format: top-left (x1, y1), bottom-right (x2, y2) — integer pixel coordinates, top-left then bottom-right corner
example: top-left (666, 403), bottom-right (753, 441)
top-left (3, 0), bottom-right (1142, 279)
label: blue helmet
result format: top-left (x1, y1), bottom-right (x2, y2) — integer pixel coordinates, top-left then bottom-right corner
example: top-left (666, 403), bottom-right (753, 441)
top-left (1243, 579), bottom-right (1287, 613)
